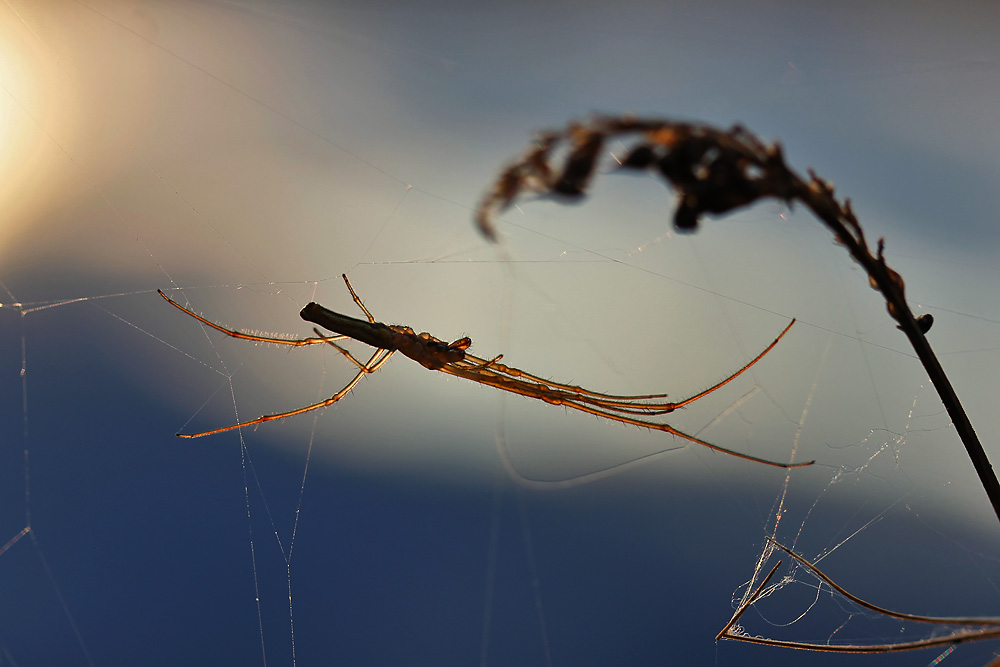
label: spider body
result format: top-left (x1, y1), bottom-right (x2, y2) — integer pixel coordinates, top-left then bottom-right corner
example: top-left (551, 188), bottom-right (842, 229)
top-left (299, 302), bottom-right (469, 370)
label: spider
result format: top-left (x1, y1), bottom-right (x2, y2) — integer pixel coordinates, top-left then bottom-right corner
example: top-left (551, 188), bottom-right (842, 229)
top-left (159, 275), bottom-right (810, 469)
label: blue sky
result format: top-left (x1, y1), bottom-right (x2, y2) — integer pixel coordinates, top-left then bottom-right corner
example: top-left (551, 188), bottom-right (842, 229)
top-left (1, 1), bottom-right (999, 665)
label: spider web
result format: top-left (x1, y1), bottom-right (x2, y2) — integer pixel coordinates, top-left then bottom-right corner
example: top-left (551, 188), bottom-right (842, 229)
top-left (2, 1), bottom-right (999, 666)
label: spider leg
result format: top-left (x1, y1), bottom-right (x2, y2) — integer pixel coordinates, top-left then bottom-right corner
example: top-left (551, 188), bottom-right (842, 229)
top-left (446, 361), bottom-right (669, 416)
top-left (454, 355), bottom-right (673, 415)
top-left (553, 398), bottom-right (812, 469)
top-left (438, 340), bottom-right (810, 469)
top-left (312, 327), bottom-right (380, 372)
top-left (159, 289), bottom-right (345, 347)
top-left (475, 354), bottom-right (504, 369)
top-left (340, 273), bottom-right (376, 323)
top-left (461, 352), bottom-right (670, 403)
top-left (667, 318), bottom-right (795, 410)
top-left (458, 318), bottom-right (794, 413)
top-left (176, 348), bottom-right (396, 438)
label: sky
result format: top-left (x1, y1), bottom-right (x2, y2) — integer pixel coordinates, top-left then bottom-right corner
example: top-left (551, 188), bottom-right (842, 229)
top-left (1, 1), bottom-right (999, 665)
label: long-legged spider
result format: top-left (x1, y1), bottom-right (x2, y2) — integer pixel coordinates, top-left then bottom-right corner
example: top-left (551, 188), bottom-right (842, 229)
top-left (159, 275), bottom-right (810, 469)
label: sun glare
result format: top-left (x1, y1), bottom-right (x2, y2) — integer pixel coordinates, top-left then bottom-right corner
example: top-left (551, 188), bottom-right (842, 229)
top-left (0, 10), bottom-right (73, 256)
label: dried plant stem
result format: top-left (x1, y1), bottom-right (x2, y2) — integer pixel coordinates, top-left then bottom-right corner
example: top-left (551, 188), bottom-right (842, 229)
top-left (789, 172), bottom-right (1000, 526)
top-left (477, 115), bottom-right (1000, 526)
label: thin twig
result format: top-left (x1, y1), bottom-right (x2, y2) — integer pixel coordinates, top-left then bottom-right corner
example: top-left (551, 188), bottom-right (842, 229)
top-left (716, 539), bottom-right (1000, 653)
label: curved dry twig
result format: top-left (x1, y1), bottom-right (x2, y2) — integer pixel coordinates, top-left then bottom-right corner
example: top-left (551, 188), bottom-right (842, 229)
top-left (716, 539), bottom-right (1000, 654)
top-left (476, 114), bottom-right (1000, 524)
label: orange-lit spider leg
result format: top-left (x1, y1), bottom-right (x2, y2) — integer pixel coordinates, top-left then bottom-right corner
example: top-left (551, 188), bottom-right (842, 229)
top-left (436, 349), bottom-right (810, 470)
top-left (157, 289), bottom-right (345, 347)
top-left (447, 318), bottom-right (794, 418)
top-left (175, 346), bottom-right (395, 438)
top-left (159, 287), bottom-right (393, 438)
